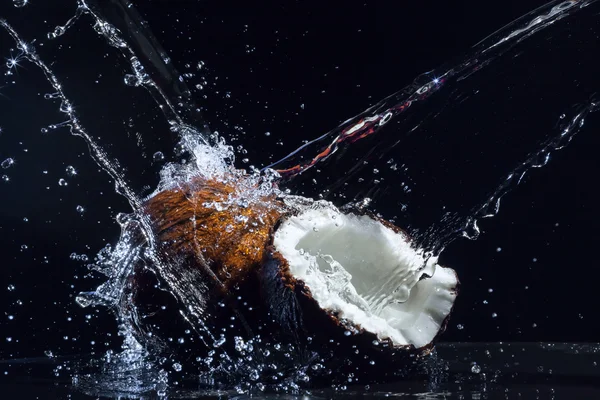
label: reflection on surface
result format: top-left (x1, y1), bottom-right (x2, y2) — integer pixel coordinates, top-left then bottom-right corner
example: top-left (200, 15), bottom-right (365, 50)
top-left (2, 342), bottom-right (599, 398)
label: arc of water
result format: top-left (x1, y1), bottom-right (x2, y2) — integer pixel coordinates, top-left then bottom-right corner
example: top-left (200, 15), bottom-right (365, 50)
top-left (264, 0), bottom-right (596, 180)
top-left (79, 0), bottom-right (212, 147)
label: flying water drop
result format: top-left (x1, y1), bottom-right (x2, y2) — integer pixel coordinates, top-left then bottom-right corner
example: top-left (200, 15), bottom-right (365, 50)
top-left (152, 151), bottom-right (165, 162)
top-left (66, 166), bottom-right (77, 176)
top-left (1, 158), bottom-right (15, 169)
top-left (123, 74), bottom-right (140, 87)
top-left (47, 26), bottom-right (66, 40)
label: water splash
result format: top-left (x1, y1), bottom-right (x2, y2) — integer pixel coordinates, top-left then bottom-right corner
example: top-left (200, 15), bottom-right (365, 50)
top-left (0, 0), bottom-right (599, 394)
top-left (265, 0), bottom-right (599, 254)
top-left (0, 19), bottom-right (141, 211)
top-left (267, 1), bottom-right (594, 178)
top-left (0, 9), bottom-right (238, 388)
top-left (12, 0), bottom-right (28, 8)
top-left (79, 0), bottom-right (212, 146)
top-left (455, 101), bottom-right (598, 241)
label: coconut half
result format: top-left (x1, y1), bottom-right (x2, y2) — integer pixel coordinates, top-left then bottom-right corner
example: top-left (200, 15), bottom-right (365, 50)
top-left (272, 202), bottom-right (458, 350)
top-left (128, 175), bottom-right (459, 375)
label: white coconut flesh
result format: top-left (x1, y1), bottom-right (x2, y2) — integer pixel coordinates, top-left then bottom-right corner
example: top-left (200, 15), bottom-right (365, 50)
top-left (272, 203), bottom-right (458, 349)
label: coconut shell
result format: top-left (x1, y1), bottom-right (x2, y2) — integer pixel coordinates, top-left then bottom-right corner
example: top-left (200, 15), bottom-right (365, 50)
top-left (123, 175), bottom-right (297, 368)
top-left (124, 174), bottom-right (458, 383)
top-left (144, 175), bottom-right (283, 283)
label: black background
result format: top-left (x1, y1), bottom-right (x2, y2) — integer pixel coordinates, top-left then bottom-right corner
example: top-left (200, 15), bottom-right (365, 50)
top-left (0, 0), bottom-right (599, 363)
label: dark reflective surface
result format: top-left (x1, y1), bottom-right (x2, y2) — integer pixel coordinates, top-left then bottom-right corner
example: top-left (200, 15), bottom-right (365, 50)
top-left (2, 343), bottom-right (599, 399)
top-left (2, 1), bottom-right (600, 398)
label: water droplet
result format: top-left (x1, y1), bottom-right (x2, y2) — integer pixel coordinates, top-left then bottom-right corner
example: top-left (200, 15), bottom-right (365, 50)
top-left (76, 205), bottom-right (85, 214)
top-left (457, 324), bottom-right (464, 330)
top-left (264, 131), bottom-right (271, 136)
top-left (123, 74), bottom-right (140, 86)
top-left (471, 364), bottom-right (482, 374)
top-left (234, 336), bottom-right (247, 352)
top-left (22, 217), bottom-right (28, 222)
top-left (66, 165), bottom-right (77, 176)
top-left (1, 175), bottom-right (10, 182)
top-left (172, 362), bottom-right (182, 372)
top-left (496, 247), bottom-right (502, 252)
top-left (93, 21), bottom-right (127, 48)
top-left (20, 245), bottom-right (28, 251)
top-left (152, 151), bottom-right (165, 162)
top-left (70, 253), bottom-right (88, 262)
top-left (47, 26), bottom-right (65, 40)
top-left (75, 295), bottom-right (92, 308)
top-left (40, 128), bottom-right (49, 134)
top-left (13, 0), bottom-right (28, 7)
top-left (58, 178), bottom-right (68, 186)
top-left (1, 158), bottom-right (15, 169)
top-left (492, 313), bottom-right (498, 318)
top-left (59, 101), bottom-right (73, 114)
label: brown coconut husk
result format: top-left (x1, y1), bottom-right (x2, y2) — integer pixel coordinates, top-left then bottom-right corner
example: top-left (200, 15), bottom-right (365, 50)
top-left (144, 175), bottom-right (283, 282)
top-left (124, 175), bottom-right (288, 358)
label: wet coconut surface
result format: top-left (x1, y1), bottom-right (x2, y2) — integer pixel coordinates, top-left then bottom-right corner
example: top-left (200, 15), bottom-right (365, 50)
top-left (125, 175), bottom-right (458, 385)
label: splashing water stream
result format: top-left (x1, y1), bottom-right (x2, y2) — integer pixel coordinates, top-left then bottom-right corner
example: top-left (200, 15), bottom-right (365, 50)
top-left (1, 0), bottom-right (599, 396)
